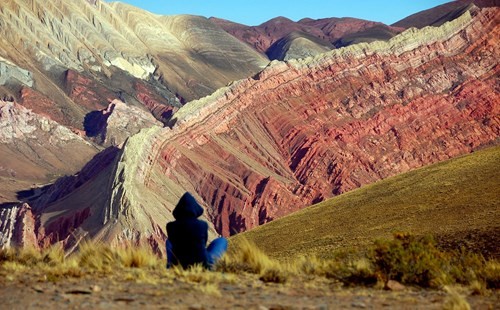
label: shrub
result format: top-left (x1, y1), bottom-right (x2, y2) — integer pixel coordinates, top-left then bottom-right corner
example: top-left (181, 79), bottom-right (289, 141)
top-left (371, 233), bottom-right (450, 288)
top-left (259, 266), bottom-right (289, 284)
top-left (448, 248), bottom-right (485, 285)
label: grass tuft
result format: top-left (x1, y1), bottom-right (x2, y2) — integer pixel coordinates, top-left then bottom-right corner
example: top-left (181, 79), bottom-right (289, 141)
top-left (443, 286), bottom-right (471, 310)
top-left (116, 245), bottom-right (159, 268)
top-left (481, 260), bottom-right (500, 289)
top-left (217, 239), bottom-right (290, 283)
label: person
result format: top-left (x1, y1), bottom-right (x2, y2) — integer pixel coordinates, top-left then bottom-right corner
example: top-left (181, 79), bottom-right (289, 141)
top-left (166, 192), bottom-right (227, 269)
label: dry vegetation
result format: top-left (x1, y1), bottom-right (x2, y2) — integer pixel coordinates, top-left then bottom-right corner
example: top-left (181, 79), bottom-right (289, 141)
top-left (2, 233), bottom-right (498, 291)
top-left (1, 234), bottom-right (498, 308)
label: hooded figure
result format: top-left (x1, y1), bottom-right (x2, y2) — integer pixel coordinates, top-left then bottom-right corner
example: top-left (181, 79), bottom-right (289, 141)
top-left (166, 192), bottom-right (227, 269)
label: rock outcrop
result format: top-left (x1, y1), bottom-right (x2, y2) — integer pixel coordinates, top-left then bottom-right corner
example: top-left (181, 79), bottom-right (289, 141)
top-left (0, 203), bottom-right (37, 249)
top-left (0, 58), bottom-right (33, 87)
top-left (84, 99), bottom-right (163, 147)
top-left (0, 101), bottom-right (99, 192)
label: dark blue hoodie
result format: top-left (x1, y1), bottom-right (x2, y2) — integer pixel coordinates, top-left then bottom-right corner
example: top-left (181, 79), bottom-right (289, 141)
top-left (166, 192), bottom-right (209, 268)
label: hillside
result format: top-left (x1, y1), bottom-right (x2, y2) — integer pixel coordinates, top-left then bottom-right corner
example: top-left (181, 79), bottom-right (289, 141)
top-left (211, 16), bottom-right (403, 55)
top-left (235, 146), bottom-right (500, 260)
top-left (392, 0), bottom-right (499, 28)
top-left (266, 31), bottom-right (333, 61)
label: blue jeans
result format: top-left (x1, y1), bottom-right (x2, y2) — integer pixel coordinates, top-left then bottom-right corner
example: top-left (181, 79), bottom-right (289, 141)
top-left (166, 237), bottom-right (228, 269)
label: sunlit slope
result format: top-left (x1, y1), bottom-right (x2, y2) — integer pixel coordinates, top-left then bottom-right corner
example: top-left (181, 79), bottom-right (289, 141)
top-left (235, 146), bottom-right (500, 260)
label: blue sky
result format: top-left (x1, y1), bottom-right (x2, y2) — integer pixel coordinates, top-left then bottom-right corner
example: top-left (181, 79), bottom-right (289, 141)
top-left (108, 0), bottom-right (452, 26)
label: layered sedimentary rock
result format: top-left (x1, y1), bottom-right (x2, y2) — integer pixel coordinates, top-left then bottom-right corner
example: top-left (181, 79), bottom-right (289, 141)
top-left (2, 7), bottom-right (498, 249)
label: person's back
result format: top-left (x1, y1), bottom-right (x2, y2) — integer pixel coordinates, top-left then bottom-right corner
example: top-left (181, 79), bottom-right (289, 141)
top-left (166, 192), bottom-right (227, 269)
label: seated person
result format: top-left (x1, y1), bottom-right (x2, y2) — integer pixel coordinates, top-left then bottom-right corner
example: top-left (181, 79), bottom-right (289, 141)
top-left (166, 192), bottom-right (227, 269)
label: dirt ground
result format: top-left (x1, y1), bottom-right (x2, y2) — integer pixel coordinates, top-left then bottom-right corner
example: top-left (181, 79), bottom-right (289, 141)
top-left (0, 270), bottom-right (498, 309)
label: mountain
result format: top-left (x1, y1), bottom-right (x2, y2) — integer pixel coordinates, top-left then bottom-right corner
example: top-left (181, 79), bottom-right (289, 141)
top-left (0, 0), bottom-right (268, 126)
top-left (266, 31), bottom-right (333, 61)
top-left (0, 0), bottom-right (268, 205)
top-left (211, 16), bottom-right (403, 56)
top-left (1, 6), bottom-right (497, 251)
top-left (235, 146), bottom-right (500, 260)
top-left (210, 16), bottom-right (327, 54)
top-left (392, 0), bottom-right (499, 28)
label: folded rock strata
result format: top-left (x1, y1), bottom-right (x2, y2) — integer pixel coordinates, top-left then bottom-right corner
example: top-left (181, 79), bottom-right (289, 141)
top-left (151, 8), bottom-right (500, 236)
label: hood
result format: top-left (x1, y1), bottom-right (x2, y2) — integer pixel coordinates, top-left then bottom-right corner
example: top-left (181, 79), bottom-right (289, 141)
top-left (172, 192), bottom-right (204, 219)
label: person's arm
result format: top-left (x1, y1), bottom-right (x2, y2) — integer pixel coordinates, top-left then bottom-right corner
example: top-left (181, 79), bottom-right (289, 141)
top-left (201, 221), bottom-right (208, 246)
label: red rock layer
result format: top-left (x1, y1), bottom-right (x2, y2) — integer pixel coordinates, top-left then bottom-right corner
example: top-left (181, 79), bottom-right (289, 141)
top-left (65, 70), bottom-right (116, 111)
top-left (149, 8), bottom-right (499, 236)
top-left (134, 81), bottom-right (177, 123)
top-left (0, 203), bottom-right (37, 249)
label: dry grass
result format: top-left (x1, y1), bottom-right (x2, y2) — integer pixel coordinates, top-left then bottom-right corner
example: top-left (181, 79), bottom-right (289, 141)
top-left (443, 286), bottom-right (471, 310)
top-left (1, 233), bottom-right (499, 300)
top-left (217, 238), bottom-right (290, 283)
top-left (77, 241), bottom-right (161, 272)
